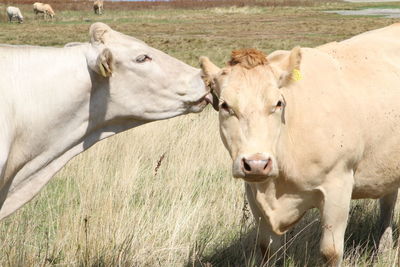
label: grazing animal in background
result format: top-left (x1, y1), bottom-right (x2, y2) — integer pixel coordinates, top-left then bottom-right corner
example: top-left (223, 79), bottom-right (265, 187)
top-left (200, 23), bottom-right (400, 266)
top-left (6, 6), bottom-right (24, 23)
top-left (33, 2), bottom-right (55, 19)
top-left (93, 0), bottom-right (104, 15)
top-left (0, 22), bottom-right (211, 220)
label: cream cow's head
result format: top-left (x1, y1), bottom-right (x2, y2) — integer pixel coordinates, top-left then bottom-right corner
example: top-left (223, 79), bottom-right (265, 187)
top-left (200, 48), bottom-right (301, 183)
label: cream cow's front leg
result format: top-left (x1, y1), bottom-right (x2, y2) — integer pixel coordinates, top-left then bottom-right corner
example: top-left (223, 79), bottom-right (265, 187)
top-left (245, 184), bottom-right (282, 266)
top-left (317, 171), bottom-right (354, 267)
top-left (378, 190), bottom-right (398, 254)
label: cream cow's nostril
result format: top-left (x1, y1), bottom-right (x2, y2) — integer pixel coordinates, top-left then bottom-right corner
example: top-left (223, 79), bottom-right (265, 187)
top-left (264, 159), bottom-right (271, 170)
top-left (241, 154), bottom-right (273, 177)
top-left (243, 158), bottom-right (252, 172)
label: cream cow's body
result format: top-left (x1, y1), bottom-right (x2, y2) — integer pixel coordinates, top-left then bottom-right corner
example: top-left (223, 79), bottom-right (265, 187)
top-left (93, 0), bottom-right (104, 15)
top-left (0, 23), bottom-right (210, 220)
top-left (33, 2), bottom-right (55, 19)
top-left (201, 23), bottom-right (400, 266)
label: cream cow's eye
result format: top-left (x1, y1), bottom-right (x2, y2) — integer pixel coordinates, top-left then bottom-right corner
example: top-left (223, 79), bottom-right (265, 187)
top-left (221, 102), bottom-right (229, 111)
top-left (135, 54), bottom-right (152, 63)
top-left (220, 101), bottom-right (235, 116)
top-left (271, 100), bottom-right (285, 113)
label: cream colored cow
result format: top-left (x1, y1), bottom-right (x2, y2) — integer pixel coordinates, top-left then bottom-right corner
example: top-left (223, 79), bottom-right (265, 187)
top-left (0, 22), bottom-right (211, 220)
top-left (93, 0), bottom-right (104, 15)
top-left (200, 23), bottom-right (400, 266)
top-left (33, 2), bottom-right (55, 19)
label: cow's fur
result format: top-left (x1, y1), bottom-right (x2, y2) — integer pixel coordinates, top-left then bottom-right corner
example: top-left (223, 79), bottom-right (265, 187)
top-left (228, 49), bottom-right (268, 69)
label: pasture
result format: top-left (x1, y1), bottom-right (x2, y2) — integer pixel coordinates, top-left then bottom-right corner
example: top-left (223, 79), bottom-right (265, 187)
top-left (1, 1), bottom-right (400, 266)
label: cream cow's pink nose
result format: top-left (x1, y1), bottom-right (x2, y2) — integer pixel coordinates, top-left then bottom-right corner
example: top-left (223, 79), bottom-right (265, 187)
top-left (241, 154), bottom-right (272, 176)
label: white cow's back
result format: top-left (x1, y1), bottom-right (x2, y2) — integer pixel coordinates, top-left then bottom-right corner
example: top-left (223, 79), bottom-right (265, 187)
top-left (0, 45), bottom-right (94, 219)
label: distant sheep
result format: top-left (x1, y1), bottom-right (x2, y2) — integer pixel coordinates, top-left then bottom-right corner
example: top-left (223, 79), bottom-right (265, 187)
top-left (33, 2), bottom-right (55, 19)
top-left (94, 0), bottom-right (104, 15)
top-left (6, 6), bottom-right (24, 23)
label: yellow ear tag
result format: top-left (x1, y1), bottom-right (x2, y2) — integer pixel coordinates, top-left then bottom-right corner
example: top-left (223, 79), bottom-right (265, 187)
top-left (98, 63), bottom-right (108, 78)
top-left (292, 69), bottom-right (303, 81)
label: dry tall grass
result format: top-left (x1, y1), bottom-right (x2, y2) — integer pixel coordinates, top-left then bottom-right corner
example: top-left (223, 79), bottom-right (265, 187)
top-left (0, 110), bottom-right (249, 266)
top-left (1, 1), bottom-right (400, 266)
top-left (1, 111), bottom-right (398, 266)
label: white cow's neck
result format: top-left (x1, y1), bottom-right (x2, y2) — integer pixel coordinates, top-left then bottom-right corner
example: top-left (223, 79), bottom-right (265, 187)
top-left (0, 45), bottom-right (146, 219)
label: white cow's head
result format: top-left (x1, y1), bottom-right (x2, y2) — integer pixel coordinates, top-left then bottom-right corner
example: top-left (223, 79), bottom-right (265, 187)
top-left (86, 23), bottom-right (210, 121)
top-left (200, 48), bottom-right (302, 183)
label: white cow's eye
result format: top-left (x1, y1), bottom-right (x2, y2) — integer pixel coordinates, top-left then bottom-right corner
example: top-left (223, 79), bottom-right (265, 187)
top-left (135, 54), bottom-right (152, 63)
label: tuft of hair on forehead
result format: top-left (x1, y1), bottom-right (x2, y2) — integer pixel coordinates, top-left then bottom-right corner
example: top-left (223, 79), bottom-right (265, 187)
top-left (228, 49), bottom-right (268, 69)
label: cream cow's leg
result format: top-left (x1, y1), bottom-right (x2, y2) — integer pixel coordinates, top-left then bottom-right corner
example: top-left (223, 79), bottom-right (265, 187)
top-left (377, 190), bottom-right (397, 254)
top-left (245, 184), bottom-right (282, 266)
top-left (318, 172), bottom-right (354, 267)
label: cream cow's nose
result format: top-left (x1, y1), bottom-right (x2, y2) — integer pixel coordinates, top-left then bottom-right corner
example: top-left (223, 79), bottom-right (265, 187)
top-left (241, 154), bottom-right (272, 177)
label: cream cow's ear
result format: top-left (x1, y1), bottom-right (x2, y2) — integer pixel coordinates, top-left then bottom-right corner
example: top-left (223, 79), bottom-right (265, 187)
top-left (270, 46), bottom-right (302, 88)
top-left (89, 22), bottom-right (112, 44)
top-left (96, 48), bottom-right (114, 78)
top-left (200, 56), bottom-right (221, 79)
top-left (199, 56), bottom-right (222, 111)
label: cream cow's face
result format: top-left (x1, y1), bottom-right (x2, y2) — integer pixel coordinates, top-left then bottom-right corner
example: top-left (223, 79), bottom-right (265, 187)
top-left (87, 23), bottom-right (211, 121)
top-left (200, 48), bottom-right (301, 183)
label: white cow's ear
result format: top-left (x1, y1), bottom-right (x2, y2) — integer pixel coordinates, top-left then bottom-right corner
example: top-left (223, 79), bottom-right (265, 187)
top-left (90, 22), bottom-right (112, 44)
top-left (270, 46), bottom-right (302, 88)
top-left (96, 48), bottom-right (114, 78)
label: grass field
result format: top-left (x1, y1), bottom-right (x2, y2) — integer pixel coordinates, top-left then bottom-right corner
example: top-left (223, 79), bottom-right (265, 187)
top-left (1, 1), bottom-right (400, 266)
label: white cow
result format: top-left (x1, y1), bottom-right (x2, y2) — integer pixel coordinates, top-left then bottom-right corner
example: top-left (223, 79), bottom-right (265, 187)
top-left (6, 6), bottom-right (24, 23)
top-left (0, 22), bottom-right (210, 220)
